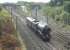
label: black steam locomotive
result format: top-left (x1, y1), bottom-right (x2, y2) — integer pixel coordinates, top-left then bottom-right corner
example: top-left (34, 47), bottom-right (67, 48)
top-left (26, 17), bottom-right (51, 42)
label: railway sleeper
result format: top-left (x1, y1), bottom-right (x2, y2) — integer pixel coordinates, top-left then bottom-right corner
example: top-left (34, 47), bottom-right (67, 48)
top-left (53, 32), bottom-right (70, 48)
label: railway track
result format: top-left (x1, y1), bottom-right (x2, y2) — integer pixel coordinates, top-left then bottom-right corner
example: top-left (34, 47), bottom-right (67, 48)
top-left (53, 31), bottom-right (70, 43)
top-left (52, 31), bottom-right (70, 50)
top-left (47, 17), bottom-right (70, 50)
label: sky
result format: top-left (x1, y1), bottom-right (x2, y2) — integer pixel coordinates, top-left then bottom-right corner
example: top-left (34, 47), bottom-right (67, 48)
top-left (0, 0), bottom-right (51, 3)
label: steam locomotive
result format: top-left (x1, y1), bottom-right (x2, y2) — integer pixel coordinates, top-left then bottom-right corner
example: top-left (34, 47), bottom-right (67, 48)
top-left (26, 17), bottom-right (51, 42)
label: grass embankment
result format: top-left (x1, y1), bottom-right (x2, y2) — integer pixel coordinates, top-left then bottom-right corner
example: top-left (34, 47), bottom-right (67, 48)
top-left (0, 7), bottom-right (26, 50)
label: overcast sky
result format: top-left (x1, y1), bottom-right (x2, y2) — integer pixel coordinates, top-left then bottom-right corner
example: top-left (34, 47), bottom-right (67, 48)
top-left (0, 0), bottom-right (51, 3)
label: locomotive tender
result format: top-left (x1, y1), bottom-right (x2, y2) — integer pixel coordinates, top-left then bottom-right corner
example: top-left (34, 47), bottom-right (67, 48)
top-left (26, 17), bottom-right (51, 41)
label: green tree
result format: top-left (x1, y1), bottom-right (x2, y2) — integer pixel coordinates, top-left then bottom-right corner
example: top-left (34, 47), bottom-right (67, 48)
top-left (50, 0), bottom-right (63, 6)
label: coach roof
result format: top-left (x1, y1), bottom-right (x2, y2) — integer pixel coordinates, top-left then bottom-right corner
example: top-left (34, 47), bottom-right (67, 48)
top-left (26, 17), bottom-right (35, 22)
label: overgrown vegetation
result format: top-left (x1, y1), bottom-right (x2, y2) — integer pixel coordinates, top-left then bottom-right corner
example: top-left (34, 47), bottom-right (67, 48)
top-left (0, 6), bottom-right (21, 50)
top-left (40, 0), bottom-right (70, 28)
top-left (40, 3), bottom-right (64, 23)
top-left (0, 7), bottom-right (10, 17)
